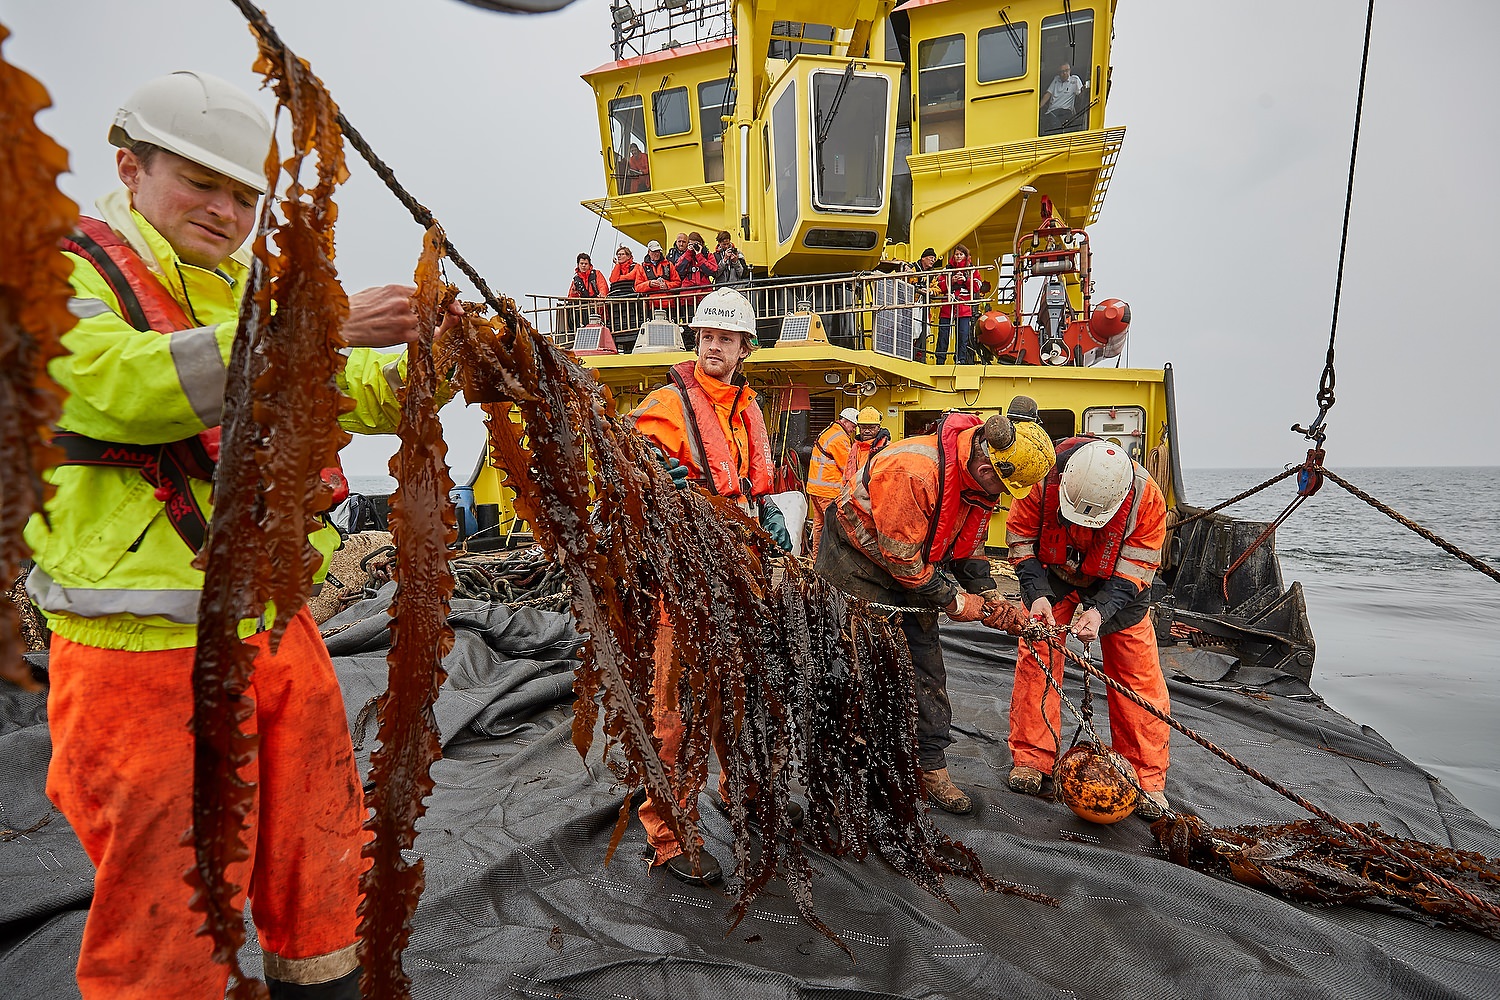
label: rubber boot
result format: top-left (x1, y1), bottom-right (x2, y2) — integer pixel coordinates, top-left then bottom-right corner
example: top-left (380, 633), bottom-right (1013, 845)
top-left (266, 969), bottom-right (361, 999)
top-left (1135, 790), bottom-right (1170, 820)
top-left (1008, 765), bottom-right (1044, 796)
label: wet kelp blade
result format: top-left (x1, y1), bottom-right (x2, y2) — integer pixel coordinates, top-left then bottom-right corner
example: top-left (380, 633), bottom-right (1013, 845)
top-left (1157, 815), bottom-right (1500, 940)
top-left (0, 26), bottom-right (74, 690)
top-left (358, 228), bottom-right (457, 998)
top-left (187, 31), bottom-right (354, 998)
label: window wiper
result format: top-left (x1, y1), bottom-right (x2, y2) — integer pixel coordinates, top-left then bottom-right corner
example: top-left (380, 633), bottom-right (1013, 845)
top-left (999, 6), bottom-right (1024, 58)
top-left (815, 62), bottom-right (857, 188)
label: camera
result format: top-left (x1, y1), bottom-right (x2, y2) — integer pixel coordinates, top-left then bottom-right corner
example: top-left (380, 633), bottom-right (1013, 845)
top-left (691, 241), bottom-right (703, 252)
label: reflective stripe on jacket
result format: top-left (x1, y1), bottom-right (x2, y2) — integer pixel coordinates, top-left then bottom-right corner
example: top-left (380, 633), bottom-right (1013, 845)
top-left (833, 412), bottom-right (996, 594)
top-left (24, 189), bottom-right (410, 651)
top-left (628, 359), bottom-right (773, 501)
top-left (806, 423), bottom-right (853, 499)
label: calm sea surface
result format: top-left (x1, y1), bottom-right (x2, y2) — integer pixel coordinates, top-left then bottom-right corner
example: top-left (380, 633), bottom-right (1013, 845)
top-left (1186, 466), bottom-right (1500, 827)
top-left (349, 468), bottom-right (1500, 827)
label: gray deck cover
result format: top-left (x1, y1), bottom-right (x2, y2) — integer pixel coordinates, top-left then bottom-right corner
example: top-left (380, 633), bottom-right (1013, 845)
top-left (3, 593), bottom-right (1498, 998)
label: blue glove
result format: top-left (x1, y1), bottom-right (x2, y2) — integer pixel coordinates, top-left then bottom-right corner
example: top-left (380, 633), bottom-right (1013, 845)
top-left (758, 498), bottom-right (793, 552)
top-left (652, 447), bottom-right (691, 490)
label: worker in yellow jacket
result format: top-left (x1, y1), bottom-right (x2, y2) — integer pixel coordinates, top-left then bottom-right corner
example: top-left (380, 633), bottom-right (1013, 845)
top-left (26, 71), bottom-right (454, 1000)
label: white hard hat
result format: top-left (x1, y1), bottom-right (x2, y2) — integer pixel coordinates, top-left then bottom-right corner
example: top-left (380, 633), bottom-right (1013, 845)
top-left (839, 407), bottom-right (860, 423)
top-left (1058, 440), bottom-right (1134, 528)
top-left (110, 71), bottom-right (272, 194)
top-left (688, 287), bottom-right (757, 340)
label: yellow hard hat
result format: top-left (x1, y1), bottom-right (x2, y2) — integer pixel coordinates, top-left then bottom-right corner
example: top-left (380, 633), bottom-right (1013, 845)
top-left (986, 418), bottom-right (1055, 498)
top-left (857, 406), bottom-right (882, 425)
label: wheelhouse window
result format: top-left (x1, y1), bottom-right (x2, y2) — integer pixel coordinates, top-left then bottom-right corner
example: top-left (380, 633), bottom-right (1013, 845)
top-left (769, 22), bottom-right (835, 59)
top-left (917, 34), bottom-right (965, 152)
top-left (609, 95), bottom-right (649, 194)
top-left (771, 83), bottom-right (799, 244)
top-left (978, 21), bottom-right (1027, 83)
top-left (652, 86), bottom-right (690, 138)
top-left (1039, 8), bottom-right (1094, 135)
top-left (699, 78), bottom-right (735, 183)
top-left (810, 70), bottom-right (889, 212)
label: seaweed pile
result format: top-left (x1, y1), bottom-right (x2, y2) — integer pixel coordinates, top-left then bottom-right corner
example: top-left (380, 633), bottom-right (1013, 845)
top-left (0, 28), bottom-right (75, 693)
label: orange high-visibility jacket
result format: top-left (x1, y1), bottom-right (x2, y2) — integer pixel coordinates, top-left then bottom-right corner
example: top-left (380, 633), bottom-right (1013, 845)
top-left (806, 422), bottom-right (853, 499)
top-left (630, 359), bottom-right (773, 500)
top-left (1006, 436), bottom-right (1166, 630)
top-left (834, 413), bottom-right (997, 602)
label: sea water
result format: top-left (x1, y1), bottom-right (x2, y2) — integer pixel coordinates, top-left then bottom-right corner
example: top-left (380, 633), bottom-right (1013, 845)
top-left (1188, 466), bottom-right (1500, 827)
top-left (347, 468), bottom-right (1500, 826)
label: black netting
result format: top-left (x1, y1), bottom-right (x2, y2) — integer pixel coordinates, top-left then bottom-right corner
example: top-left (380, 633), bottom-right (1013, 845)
top-left (3, 596), bottom-right (1498, 999)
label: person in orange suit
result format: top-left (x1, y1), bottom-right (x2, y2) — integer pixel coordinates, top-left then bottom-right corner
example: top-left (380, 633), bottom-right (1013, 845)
top-left (840, 406), bottom-right (892, 489)
top-left (627, 287), bottom-right (795, 885)
top-left (816, 399), bottom-right (1055, 814)
top-left (804, 407), bottom-right (859, 558)
top-left (1005, 436), bottom-right (1172, 819)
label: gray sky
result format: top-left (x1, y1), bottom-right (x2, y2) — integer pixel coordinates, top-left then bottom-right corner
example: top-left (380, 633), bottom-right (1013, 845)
top-left (4, 0), bottom-right (1496, 474)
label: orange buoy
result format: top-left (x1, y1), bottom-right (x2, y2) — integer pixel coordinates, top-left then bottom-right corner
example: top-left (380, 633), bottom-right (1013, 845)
top-left (1054, 742), bottom-right (1139, 824)
top-left (1088, 298), bottom-right (1131, 340)
top-left (975, 310), bottom-right (1016, 353)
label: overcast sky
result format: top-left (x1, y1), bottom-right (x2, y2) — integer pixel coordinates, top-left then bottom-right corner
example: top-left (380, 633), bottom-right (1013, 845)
top-left (4, 0), bottom-right (1496, 474)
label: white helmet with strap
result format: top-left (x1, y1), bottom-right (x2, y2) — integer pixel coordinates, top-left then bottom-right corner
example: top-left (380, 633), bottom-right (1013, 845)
top-left (1058, 440), bottom-right (1134, 528)
top-left (110, 71), bottom-right (272, 194)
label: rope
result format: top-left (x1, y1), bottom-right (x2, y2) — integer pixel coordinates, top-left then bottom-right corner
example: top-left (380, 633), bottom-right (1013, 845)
top-left (227, 0), bottom-right (526, 333)
top-left (1294, 0), bottom-right (1376, 444)
top-left (1035, 632), bottom-right (1500, 924)
top-left (1171, 466), bottom-right (1300, 529)
top-left (1321, 469), bottom-right (1500, 584)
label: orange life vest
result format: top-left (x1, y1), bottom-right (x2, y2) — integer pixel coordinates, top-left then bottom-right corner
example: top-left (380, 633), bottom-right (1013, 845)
top-left (668, 359), bottom-right (774, 499)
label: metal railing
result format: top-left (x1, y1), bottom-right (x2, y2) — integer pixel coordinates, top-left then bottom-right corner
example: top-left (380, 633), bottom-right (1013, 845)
top-left (526, 264), bottom-right (1019, 363)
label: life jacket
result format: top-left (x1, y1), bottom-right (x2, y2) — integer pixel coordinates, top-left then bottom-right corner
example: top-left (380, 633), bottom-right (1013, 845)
top-left (570, 267), bottom-right (605, 298)
top-left (806, 422), bottom-right (853, 498)
top-left (916, 412), bottom-right (998, 564)
top-left (1037, 436), bottom-right (1149, 584)
top-left (639, 257), bottom-right (675, 283)
top-left (56, 218), bottom-right (220, 551)
top-left (667, 359), bottom-right (773, 500)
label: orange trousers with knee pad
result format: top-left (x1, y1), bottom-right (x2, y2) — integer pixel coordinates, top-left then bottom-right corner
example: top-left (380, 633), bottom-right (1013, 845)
top-left (1007, 595), bottom-right (1171, 792)
top-left (45, 607), bottom-right (368, 999)
top-left (636, 620), bottom-right (740, 865)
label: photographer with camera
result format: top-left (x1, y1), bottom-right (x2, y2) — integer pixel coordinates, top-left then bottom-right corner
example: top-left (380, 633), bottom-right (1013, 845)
top-left (714, 230), bottom-right (751, 288)
top-left (674, 230), bottom-right (719, 309)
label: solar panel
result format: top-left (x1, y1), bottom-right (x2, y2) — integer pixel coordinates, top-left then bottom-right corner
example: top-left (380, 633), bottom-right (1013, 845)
top-left (573, 325), bottom-right (603, 352)
top-left (871, 278), bottom-right (917, 361)
top-left (779, 314), bottom-right (812, 342)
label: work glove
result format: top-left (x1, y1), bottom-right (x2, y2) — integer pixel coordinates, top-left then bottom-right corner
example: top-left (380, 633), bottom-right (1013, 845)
top-left (945, 591), bottom-right (987, 623)
top-left (758, 498), bottom-right (794, 552)
top-left (1070, 607), bottom-right (1103, 644)
top-left (651, 448), bottom-right (691, 491)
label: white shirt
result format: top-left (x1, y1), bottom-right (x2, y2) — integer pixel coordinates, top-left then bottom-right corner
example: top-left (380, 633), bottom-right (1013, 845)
top-left (1045, 74), bottom-right (1083, 110)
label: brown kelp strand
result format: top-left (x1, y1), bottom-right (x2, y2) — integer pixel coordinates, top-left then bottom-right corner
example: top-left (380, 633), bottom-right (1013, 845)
top-left (186, 33), bottom-right (353, 998)
top-left (358, 227), bottom-right (458, 998)
top-left (0, 27), bottom-right (75, 690)
top-left (1156, 815), bottom-right (1500, 939)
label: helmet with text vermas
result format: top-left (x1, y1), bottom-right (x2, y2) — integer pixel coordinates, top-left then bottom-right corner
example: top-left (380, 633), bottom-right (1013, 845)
top-left (688, 287), bottom-right (758, 349)
top-left (1059, 440), bottom-right (1134, 528)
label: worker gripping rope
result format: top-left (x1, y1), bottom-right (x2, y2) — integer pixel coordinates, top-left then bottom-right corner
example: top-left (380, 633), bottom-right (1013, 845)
top-left (1005, 435), bottom-right (1173, 819)
top-left (626, 286), bottom-right (800, 885)
top-left (27, 71), bottom-right (458, 999)
top-left (815, 397), bottom-right (1055, 814)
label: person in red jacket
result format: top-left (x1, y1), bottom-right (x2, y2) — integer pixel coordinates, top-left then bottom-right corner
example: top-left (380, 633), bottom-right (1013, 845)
top-left (561, 251), bottom-right (608, 335)
top-left (1004, 436), bottom-right (1172, 819)
top-left (816, 401), bottom-right (1055, 814)
top-left (933, 244), bottom-right (989, 366)
top-left (632, 239), bottom-right (681, 315)
top-left (672, 231), bottom-right (718, 309)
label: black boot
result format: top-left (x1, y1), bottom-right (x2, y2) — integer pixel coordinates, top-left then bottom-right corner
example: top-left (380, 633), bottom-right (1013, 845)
top-left (266, 968), bottom-right (361, 1000)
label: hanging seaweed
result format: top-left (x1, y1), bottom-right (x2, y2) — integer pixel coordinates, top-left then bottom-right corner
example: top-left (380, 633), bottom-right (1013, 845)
top-left (0, 27), bottom-right (75, 690)
top-left (186, 31), bottom-right (353, 999)
top-left (358, 227), bottom-right (458, 998)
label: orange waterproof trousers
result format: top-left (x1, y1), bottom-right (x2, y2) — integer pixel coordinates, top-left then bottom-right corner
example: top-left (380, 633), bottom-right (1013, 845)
top-left (637, 620), bottom-right (736, 865)
top-left (1007, 595), bottom-right (1171, 792)
top-left (807, 493), bottom-right (834, 560)
top-left (46, 608), bottom-right (367, 999)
